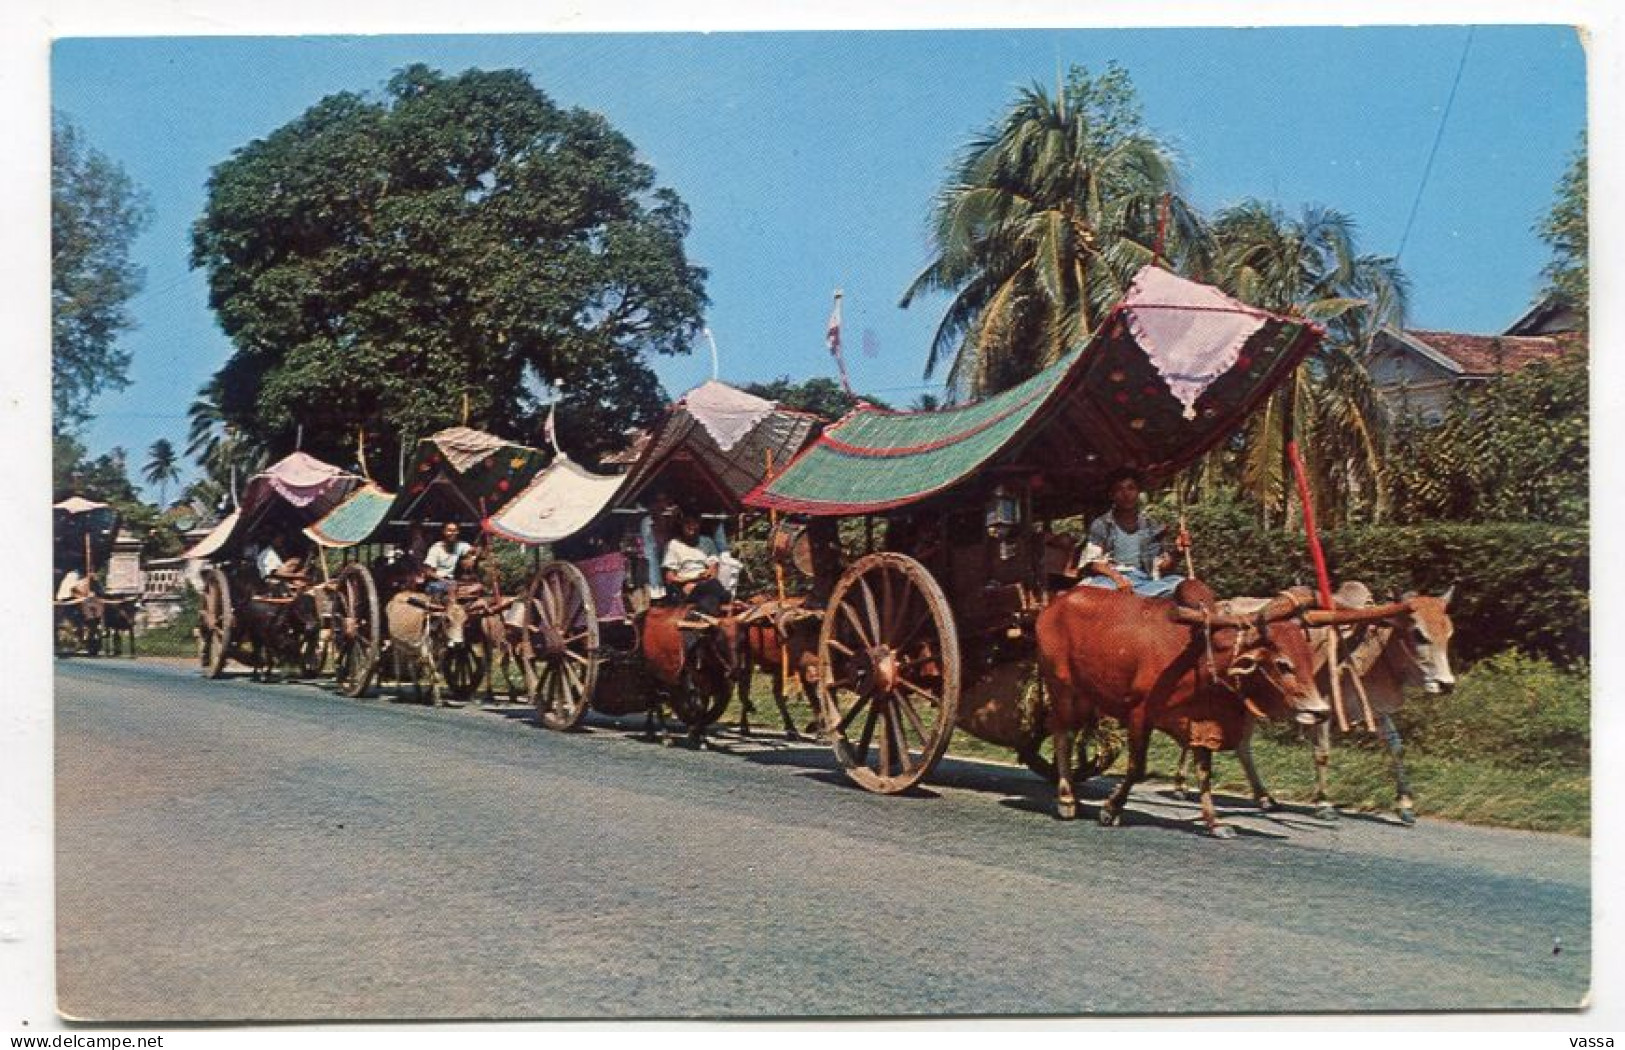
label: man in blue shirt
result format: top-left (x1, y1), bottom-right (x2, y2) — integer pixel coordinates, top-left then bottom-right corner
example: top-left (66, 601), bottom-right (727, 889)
top-left (1079, 468), bottom-right (1189, 598)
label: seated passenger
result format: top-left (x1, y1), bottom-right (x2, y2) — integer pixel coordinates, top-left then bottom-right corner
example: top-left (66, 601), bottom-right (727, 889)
top-left (258, 532), bottom-right (308, 592)
top-left (1078, 468), bottom-right (1189, 599)
top-left (662, 513), bottom-right (730, 618)
top-left (422, 522), bottom-right (471, 599)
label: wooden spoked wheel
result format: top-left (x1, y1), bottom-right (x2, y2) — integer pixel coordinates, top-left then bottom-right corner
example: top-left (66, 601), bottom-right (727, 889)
top-left (441, 642), bottom-right (485, 703)
top-left (522, 561), bottom-right (600, 731)
top-left (298, 587), bottom-right (331, 678)
top-left (817, 553), bottom-right (960, 794)
top-left (332, 563), bottom-right (381, 698)
top-left (1019, 719), bottom-right (1124, 785)
top-left (669, 660), bottom-right (733, 732)
top-left (198, 567), bottom-right (233, 679)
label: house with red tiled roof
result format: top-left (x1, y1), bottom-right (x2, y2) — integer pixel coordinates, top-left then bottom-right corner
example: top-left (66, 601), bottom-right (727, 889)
top-left (1367, 312), bottom-right (1582, 424)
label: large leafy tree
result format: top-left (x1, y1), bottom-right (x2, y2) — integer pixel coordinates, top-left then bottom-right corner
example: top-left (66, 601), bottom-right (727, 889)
top-left (901, 63), bottom-right (1204, 398)
top-left (1199, 200), bottom-right (1407, 527)
top-left (191, 65), bottom-right (708, 470)
top-left (1536, 134), bottom-right (1587, 323)
top-left (52, 113), bottom-right (151, 433)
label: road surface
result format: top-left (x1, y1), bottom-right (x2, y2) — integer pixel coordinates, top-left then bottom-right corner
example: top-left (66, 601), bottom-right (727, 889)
top-left (55, 659), bottom-right (1589, 1021)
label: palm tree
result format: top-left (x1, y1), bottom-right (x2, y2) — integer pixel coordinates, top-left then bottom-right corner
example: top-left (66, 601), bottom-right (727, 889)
top-left (186, 379), bottom-right (267, 507)
top-left (141, 438), bottom-right (181, 508)
top-left (1200, 200), bottom-right (1408, 527)
top-left (901, 64), bottom-right (1206, 399)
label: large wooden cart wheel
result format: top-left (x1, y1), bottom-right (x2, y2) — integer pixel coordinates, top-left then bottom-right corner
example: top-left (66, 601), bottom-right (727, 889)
top-left (198, 567), bottom-right (233, 678)
top-left (817, 552), bottom-right (960, 794)
top-left (332, 563), bottom-right (381, 698)
top-left (522, 561), bottom-right (600, 731)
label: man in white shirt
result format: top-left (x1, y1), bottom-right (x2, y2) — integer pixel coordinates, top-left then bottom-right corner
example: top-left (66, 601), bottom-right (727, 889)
top-left (423, 522), bottom-right (471, 598)
top-left (662, 514), bottom-right (729, 617)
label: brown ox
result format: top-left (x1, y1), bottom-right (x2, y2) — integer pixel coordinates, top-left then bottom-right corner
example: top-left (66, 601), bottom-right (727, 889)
top-left (385, 591), bottom-right (472, 706)
top-left (1036, 585), bottom-right (1330, 838)
top-left (639, 603), bottom-right (744, 746)
top-left (735, 596), bottom-right (822, 740)
top-left (236, 592), bottom-right (318, 681)
top-left (1178, 583), bottom-right (1457, 825)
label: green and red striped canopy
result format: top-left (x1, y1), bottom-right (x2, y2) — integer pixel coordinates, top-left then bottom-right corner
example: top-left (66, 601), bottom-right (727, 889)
top-left (746, 267), bottom-right (1320, 519)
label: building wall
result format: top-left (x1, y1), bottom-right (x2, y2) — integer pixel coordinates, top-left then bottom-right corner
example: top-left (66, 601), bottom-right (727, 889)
top-left (1368, 343), bottom-right (1456, 424)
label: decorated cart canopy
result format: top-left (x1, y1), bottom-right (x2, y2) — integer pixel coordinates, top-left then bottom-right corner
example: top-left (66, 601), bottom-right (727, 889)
top-left (304, 483), bottom-right (396, 548)
top-left (183, 452), bottom-right (365, 560)
top-left (53, 496), bottom-right (121, 580)
top-left (484, 455), bottom-right (628, 546)
top-left (302, 426), bottom-right (548, 547)
top-left (746, 266), bottom-right (1320, 519)
top-left (612, 380), bottom-right (821, 515)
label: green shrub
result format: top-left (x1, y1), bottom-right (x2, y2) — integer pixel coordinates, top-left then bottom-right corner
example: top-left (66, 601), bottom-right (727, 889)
top-left (1396, 652), bottom-right (1590, 771)
top-left (1145, 498), bottom-right (1588, 665)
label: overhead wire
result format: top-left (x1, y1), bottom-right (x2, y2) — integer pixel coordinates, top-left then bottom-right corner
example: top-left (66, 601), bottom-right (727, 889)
top-left (1394, 26), bottom-right (1476, 263)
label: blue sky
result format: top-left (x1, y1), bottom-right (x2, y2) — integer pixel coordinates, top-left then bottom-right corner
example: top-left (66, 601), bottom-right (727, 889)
top-left (52, 26), bottom-right (1586, 493)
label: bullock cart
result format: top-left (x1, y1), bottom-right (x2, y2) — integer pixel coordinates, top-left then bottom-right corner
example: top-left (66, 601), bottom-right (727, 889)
top-left (184, 453), bottom-right (366, 680)
top-left (53, 496), bottom-right (135, 656)
top-left (485, 381), bottom-right (821, 736)
top-left (743, 265), bottom-right (1329, 794)
top-left (302, 427), bottom-right (548, 701)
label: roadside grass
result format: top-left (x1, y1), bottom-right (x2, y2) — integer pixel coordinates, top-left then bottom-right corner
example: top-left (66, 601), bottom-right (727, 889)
top-left (137, 597), bottom-right (202, 659)
top-left (728, 652), bottom-right (1590, 837)
top-left (113, 603), bottom-right (1591, 835)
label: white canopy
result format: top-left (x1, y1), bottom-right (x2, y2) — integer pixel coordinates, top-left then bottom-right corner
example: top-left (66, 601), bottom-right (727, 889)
top-left (180, 510), bottom-right (240, 561)
top-left (484, 455), bottom-right (627, 547)
top-left (53, 496), bottom-right (111, 515)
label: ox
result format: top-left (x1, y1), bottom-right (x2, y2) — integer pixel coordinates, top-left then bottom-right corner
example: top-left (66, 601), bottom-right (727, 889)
top-left (466, 596), bottom-right (522, 703)
top-left (1036, 585), bottom-right (1330, 838)
top-left (100, 598), bottom-right (139, 657)
top-left (1177, 583), bottom-right (1456, 825)
top-left (735, 595), bottom-right (822, 740)
top-left (639, 604), bottom-right (745, 747)
top-left (238, 591), bottom-right (322, 681)
top-left (385, 591), bottom-right (472, 706)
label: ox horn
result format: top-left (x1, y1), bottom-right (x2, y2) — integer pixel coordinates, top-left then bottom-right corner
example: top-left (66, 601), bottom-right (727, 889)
top-left (1301, 600), bottom-right (1411, 627)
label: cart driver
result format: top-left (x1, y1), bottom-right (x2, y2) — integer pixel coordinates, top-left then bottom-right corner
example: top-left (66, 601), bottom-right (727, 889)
top-left (1078, 468), bottom-right (1190, 599)
top-left (662, 513), bottom-right (730, 618)
top-left (257, 531), bottom-right (309, 592)
top-left (423, 522), bottom-right (472, 598)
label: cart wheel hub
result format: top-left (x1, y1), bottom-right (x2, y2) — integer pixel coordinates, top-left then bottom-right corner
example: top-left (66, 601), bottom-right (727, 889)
top-left (537, 623), bottom-right (566, 658)
top-left (869, 646), bottom-right (900, 694)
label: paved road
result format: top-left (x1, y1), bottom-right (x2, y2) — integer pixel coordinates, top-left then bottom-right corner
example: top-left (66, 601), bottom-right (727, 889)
top-left (55, 659), bottom-right (1589, 1021)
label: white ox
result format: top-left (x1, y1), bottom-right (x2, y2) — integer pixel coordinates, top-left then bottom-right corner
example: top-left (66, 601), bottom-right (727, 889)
top-left (385, 592), bottom-right (473, 706)
top-left (1177, 582), bottom-right (1456, 825)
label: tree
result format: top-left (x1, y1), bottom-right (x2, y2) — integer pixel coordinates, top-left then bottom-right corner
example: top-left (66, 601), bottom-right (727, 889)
top-left (142, 438), bottom-right (181, 508)
top-left (52, 436), bottom-right (181, 559)
top-left (52, 112), bottom-right (151, 432)
top-left (1385, 355), bottom-right (1586, 526)
top-left (741, 376), bottom-right (888, 421)
top-left (1535, 134), bottom-right (1587, 323)
top-left (900, 64), bottom-right (1204, 399)
top-left (191, 65), bottom-right (708, 469)
top-left (186, 378), bottom-right (269, 504)
top-left (1200, 200), bottom-right (1408, 527)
